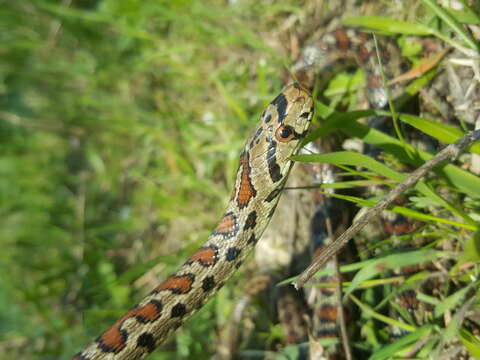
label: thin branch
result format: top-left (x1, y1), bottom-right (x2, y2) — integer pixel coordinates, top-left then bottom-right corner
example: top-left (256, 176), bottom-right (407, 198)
top-left (293, 129), bottom-right (480, 289)
top-left (326, 218), bottom-right (352, 360)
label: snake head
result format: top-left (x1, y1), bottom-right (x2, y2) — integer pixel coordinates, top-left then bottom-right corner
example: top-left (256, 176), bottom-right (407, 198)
top-left (247, 83), bottom-right (313, 183)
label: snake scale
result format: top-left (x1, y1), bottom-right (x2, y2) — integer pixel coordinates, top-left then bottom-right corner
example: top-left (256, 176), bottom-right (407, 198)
top-left (73, 83), bottom-right (314, 359)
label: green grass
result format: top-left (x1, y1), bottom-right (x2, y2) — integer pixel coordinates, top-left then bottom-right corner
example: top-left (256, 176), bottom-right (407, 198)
top-left (1, 0), bottom-right (480, 359)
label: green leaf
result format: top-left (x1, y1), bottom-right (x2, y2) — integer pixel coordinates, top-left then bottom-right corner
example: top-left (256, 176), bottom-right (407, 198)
top-left (293, 152), bottom-right (477, 228)
top-left (345, 249), bottom-right (444, 297)
top-left (399, 114), bottom-right (480, 154)
top-left (420, 0), bottom-right (480, 52)
top-left (368, 325), bottom-right (434, 360)
top-left (460, 328), bottom-right (480, 359)
top-left (461, 232), bottom-right (480, 262)
top-left (343, 16), bottom-right (432, 35)
top-left (341, 121), bottom-right (480, 198)
top-left (307, 106), bottom-right (480, 198)
top-left (351, 295), bottom-right (417, 332)
top-left (434, 283), bottom-right (476, 318)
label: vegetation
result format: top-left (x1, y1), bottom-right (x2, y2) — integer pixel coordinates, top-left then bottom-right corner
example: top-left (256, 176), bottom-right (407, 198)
top-left (1, 1), bottom-right (479, 359)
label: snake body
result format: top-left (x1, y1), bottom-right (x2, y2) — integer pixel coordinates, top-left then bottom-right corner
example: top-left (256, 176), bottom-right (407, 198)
top-left (73, 83), bottom-right (313, 360)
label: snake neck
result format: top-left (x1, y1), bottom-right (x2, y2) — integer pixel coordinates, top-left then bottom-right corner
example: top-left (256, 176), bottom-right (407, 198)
top-left (73, 83), bottom-right (313, 360)
top-left (75, 157), bottom-right (293, 360)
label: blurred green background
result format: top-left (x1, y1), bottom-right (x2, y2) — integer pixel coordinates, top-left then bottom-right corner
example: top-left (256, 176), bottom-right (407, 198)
top-left (1, 1), bottom-right (302, 358)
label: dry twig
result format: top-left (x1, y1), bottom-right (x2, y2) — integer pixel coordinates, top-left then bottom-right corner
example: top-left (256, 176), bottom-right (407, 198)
top-left (294, 130), bottom-right (480, 289)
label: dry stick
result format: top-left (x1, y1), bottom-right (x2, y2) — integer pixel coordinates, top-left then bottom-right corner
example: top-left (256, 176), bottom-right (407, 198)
top-left (325, 216), bottom-right (352, 360)
top-left (294, 129), bottom-right (480, 289)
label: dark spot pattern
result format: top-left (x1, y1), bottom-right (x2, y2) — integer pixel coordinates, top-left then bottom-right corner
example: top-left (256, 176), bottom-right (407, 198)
top-left (137, 332), bottom-right (156, 353)
top-left (226, 247), bottom-right (241, 261)
top-left (171, 303), bottom-right (187, 318)
top-left (244, 211), bottom-right (257, 230)
top-left (266, 142), bottom-right (282, 183)
top-left (265, 186), bottom-right (282, 202)
top-left (267, 205), bottom-right (277, 219)
top-left (247, 233), bottom-right (256, 245)
top-left (202, 276), bottom-right (216, 292)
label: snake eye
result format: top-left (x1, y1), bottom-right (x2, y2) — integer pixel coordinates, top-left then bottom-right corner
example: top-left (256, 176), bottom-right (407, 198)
top-left (275, 125), bottom-right (295, 142)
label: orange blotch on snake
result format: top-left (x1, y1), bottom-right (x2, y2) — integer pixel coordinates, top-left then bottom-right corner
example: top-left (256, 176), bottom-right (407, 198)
top-left (97, 300), bottom-right (162, 353)
top-left (154, 274), bottom-right (195, 294)
top-left (186, 245), bottom-right (218, 266)
top-left (398, 290), bottom-right (420, 311)
top-left (214, 212), bottom-right (238, 238)
top-left (334, 29), bottom-right (351, 51)
top-left (358, 44), bottom-right (371, 63)
top-left (236, 152), bottom-right (257, 209)
top-left (383, 219), bottom-right (417, 236)
top-left (316, 304), bottom-right (338, 323)
top-left (357, 32), bottom-right (371, 63)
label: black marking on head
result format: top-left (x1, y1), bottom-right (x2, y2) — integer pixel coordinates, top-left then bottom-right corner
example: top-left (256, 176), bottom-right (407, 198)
top-left (137, 332), bottom-right (156, 353)
top-left (235, 260), bottom-right (243, 269)
top-left (244, 211), bottom-right (257, 230)
top-left (250, 127), bottom-right (264, 148)
top-left (267, 142), bottom-right (282, 183)
top-left (202, 276), bottom-right (216, 292)
top-left (271, 92), bottom-right (288, 123)
top-left (247, 233), bottom-right (256, 244)
top-left (265, 186), bottom-right (283, 202)
top-left (226, 247), bottom-right (241, 261)
top-left (300, 111), bottom-right (310, 118)
top-left (264, 112), bottom-right (272, 123)
top-left (171, 303), bottom-right (187, 318)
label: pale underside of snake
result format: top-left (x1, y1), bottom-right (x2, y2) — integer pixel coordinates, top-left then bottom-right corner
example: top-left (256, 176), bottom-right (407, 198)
top-left (73, 83), bottom-right (314, 360)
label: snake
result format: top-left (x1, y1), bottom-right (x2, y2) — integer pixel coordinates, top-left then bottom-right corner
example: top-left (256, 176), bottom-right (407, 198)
top-left (72, 83), bottom-right (314, 360)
